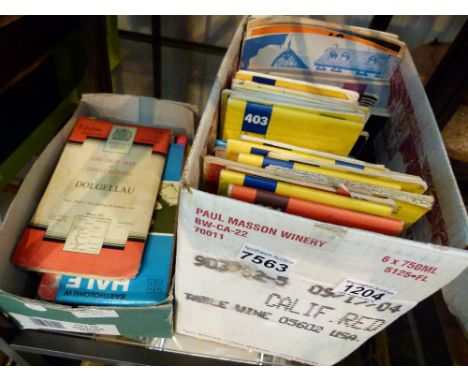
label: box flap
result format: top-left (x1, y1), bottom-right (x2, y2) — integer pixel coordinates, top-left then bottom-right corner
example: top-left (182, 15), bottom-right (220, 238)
top-left (374, 53), bottom-right (468, 249)
top-left (82, 93), bottom-right (196, 138)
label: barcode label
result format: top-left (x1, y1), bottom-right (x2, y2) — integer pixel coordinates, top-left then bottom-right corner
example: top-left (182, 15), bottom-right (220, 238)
top-left (30, 318), bottom-right (66, 329)
top-left (10, 313), bottom-right (120, 335)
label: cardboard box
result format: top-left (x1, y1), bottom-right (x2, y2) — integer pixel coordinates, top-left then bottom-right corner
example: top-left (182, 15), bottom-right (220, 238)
top-left (174, 18), bottom-right (468, 365)
top-left (0, 93), bottom-right (195, 338)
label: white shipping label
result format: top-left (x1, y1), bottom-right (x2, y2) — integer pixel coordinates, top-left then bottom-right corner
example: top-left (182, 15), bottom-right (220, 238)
top-left (235, 243), bottom-right (295, 277)
top-left (10, 313), bottom-right (120, 335)
top-left (71, 309), bottom-right (119, 318)
top-left (333, 279), bottom-right (396, 302)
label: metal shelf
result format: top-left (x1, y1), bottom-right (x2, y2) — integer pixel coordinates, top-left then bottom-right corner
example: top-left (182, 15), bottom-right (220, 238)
top-left (1, 291), bottom-right (467, 366)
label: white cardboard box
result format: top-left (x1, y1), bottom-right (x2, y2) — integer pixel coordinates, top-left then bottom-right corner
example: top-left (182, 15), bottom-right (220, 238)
top-left (174, 18), bottom-right (468, 365)
top-left (0, 93), bottom-right (195, 338)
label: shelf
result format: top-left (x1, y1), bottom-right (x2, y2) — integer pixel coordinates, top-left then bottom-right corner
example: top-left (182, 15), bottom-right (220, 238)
top-left (1, 292), bottom-right (466, 366)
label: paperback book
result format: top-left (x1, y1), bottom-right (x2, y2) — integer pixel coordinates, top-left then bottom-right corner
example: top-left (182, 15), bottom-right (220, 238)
top-left (38, 139), bottom-right (186, 305)
top-left (12, 117), bottom-right (172, 279)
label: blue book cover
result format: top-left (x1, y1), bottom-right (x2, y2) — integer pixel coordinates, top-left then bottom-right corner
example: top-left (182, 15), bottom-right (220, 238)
top-left (38, 141), bottom-right (185, 306)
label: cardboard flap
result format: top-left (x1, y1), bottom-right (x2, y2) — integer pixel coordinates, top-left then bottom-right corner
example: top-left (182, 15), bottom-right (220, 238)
top-left (374, 54), bottom-right (468, 249)
top-left (82, 94), bottom-right (196, 138)
top-left (182, 19), bottom-right (247, 190)
top-left (0, 292), bottom-right (173, 338)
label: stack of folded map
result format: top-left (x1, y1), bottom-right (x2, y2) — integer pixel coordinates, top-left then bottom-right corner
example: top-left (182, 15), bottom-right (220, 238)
top-left (203, 18), bottom-right (434, 237)
top-left (239, 16), bottom-right (406, 115)
top-left (11, 117), bottom-right (187, 306)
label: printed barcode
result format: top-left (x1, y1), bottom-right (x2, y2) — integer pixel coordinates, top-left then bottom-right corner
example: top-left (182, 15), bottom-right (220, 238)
top-left (31, 318), bottom-right (66, 329)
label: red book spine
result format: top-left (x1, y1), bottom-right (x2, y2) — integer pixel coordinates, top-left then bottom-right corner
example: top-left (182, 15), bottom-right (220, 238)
top-left (228, 184), bottom-right (404, 236)
top-left (37, 274), bottom-right (60, 301)
top-left (69, 116), bottom-right (172, 155)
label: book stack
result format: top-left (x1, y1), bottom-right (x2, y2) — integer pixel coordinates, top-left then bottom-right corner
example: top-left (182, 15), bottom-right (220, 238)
top-left (12, 117), bottom-right (187, 307)
top-left (222, 70), bottom-right (370, 156)
top-left (204, 18), bottom-right (433, 237)
top-left (240, 16), bottom-right (406, 115)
